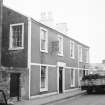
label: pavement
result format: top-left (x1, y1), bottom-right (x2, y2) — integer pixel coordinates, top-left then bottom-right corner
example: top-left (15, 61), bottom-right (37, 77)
top-left (14, 88), bottom-right (86, 105)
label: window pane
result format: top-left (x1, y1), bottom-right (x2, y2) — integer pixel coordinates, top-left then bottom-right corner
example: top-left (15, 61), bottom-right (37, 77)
top-left (11, 24), bottom-right (23, 48)
top-left (58, 35), bottom-right (63, 55)
top-left (41, 40), bottom-right (46, 50)
top-left (41, 66), bottom-right (46, 88)
top-left (41, 29), bottom-right (47, 51)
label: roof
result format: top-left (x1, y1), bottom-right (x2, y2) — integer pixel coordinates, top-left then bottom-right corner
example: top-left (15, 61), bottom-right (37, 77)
top-left (4, 5), bottom-right (89, 48)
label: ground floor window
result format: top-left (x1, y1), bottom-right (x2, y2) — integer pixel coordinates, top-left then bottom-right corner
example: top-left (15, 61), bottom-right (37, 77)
top-left (70, 68), bottom-right (75, 87)
top-left (40, 66), bottom-right (48, 92)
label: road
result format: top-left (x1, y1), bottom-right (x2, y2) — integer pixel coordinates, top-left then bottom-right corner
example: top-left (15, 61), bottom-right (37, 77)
top-left (45, 93), bottom-right (105, 105)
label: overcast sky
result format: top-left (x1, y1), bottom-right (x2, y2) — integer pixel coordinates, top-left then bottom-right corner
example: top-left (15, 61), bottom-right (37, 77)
top-left (3, 0), bottom-right (105, 63)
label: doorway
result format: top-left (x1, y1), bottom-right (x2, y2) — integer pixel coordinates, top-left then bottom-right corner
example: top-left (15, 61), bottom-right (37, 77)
top-left (59, 67), bottom-right (63, 93)
top-left (10, 73), bottom-right (20, 100)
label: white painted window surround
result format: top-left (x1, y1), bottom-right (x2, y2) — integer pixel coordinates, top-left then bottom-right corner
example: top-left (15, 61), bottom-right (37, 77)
top-left (78, 45), bottom-right (83, 62)
top-left (58, 35), bottom-right (63, 56)
top-left (70, 40), bottom-right (75, 59)
top-left (40, 65), bottom-right (48, 92)
top-left (40, 27), bottom-right (48, 53)
top-left (9, 23), bottom-right (24, 50)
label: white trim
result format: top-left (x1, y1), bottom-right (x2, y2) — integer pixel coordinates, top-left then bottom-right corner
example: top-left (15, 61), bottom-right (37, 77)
top-left (31, 62), bottom-right (56, 67)
top-left (57, 62), bottom-right (66, 67)
top-left (77, 45), bottom-right (79, 88)
top-left (40, 65), bottom-right (48, 92)
top-left (63, 67), bottom-right (65, 92)
top-left (70, 40), bottom-right (75, 59)
top-left (40, 27), bottom-right (48, 53)
top-left (31, 62), bottom-right (87, 70)
top-left (57, 66), bottom-right (59, 93)
top-left (65, 66), bottom-right (78, 69)
top-left (57, 62), bottom-right (66, 93)
top-left (57, 35), bottom-right (63, 56)
top-left (28, 17), bottom-right (32, 99)
top-left (9, 23), bottom-right (24, 50)
top-left (30, 92), bottom-right (57, 99)
top-left (64, 88), bottom-right (80, 93)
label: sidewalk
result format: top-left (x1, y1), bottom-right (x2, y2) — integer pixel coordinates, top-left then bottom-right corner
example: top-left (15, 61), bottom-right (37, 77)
top-left (15, 88), bottom-right (86, 105)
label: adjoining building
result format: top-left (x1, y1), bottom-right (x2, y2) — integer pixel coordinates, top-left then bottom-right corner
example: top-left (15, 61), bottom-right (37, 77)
top-left (0, 2), bottom-right (89, 100)
top-left (89, 60), bottom-right (105, 74)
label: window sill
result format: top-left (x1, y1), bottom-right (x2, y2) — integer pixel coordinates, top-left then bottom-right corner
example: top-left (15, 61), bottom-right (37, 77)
top-left (70, 56), bottom-right (75, 59)
top-left (71, 85), bottom-right (75, 87)
top-left (40, 50), bottom-right (48, 53)
top-left (40, 88), bottom-right (48, 92)
top-left (9, 47), bottom-right (24, 50)
top-left (79, 61), bottom-right (83, 63)
top-left (58, 53), bottom-right (63, 56)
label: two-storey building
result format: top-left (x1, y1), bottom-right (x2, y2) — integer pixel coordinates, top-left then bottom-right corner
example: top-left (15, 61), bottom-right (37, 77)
top-left (1, 5), bottom-right (89, 100)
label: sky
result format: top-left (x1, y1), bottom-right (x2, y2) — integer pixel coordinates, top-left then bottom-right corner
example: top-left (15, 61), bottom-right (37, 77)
top-left (3, 0), bottom-right (105, 63)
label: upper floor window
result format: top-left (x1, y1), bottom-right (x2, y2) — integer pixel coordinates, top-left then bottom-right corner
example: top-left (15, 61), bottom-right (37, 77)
top-left (70, 40), bottom-right (75, 59)
top-left (40, 65), bottom-right (48, 92)
top-left (78, 45), bottom-right (82, 62)
top-left (9, 23), bottom-right (24, 50)
top-left (40, 27), bottom-right (48, 53)
top-left (58, 35), bottom-right (63, 56)
top-left (86, 48), bottom-right (89, 63)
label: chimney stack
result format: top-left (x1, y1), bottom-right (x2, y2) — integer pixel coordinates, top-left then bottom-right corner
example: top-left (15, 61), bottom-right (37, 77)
top-left (40, 11), bottom-right (55, 28)
top-left (56, 23), bottom-right (68, 35)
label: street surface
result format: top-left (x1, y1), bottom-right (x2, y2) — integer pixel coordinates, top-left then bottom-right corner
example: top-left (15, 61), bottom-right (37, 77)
top-left (45, 93), bottom-right (105, 105)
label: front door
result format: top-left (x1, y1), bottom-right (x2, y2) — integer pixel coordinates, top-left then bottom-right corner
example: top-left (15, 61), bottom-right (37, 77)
top-left (59, 67), bottom-right (63, 93)
top-left (10, 73), bottom-right (20, 100)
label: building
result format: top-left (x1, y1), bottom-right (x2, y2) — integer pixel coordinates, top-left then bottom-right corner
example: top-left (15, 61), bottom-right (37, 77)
top-left (0, 4), bottom-right (89, 100)
top-left (89, 60), bottom-right (105, 74)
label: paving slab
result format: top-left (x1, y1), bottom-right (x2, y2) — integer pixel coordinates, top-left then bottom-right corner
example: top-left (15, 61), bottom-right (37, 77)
top-left (14, 88), bottom-right (86, 105)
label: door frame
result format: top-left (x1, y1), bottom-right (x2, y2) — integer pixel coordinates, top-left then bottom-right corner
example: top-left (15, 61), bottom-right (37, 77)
top-left (57, 62), bottom-right (66, 93)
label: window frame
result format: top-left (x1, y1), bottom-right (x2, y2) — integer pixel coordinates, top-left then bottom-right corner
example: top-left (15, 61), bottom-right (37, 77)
top-left (9, 23), bottom-right (24, 50)
top-left (86, 48), bottom-right (89, 63)
top-left (70, 40), bottom-right (75, 59)
top-left (40, 27), bottom-right (48, 53)
top-left (40, 65), bottom-right (48, 92)
top-left (70, 68), bottom-right (75, 87)
top-left (78, 45), bottom-right (83, 62)
top-left (57, 35), bottom-right (63, 56)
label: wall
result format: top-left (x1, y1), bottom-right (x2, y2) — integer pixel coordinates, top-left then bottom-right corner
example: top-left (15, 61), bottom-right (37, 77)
top-left (0, 0), bottom-right (3, 66)
top-left (1, 6), bottom-right (28, 68)
top-left (30, 19), bottom-right (89, 95)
